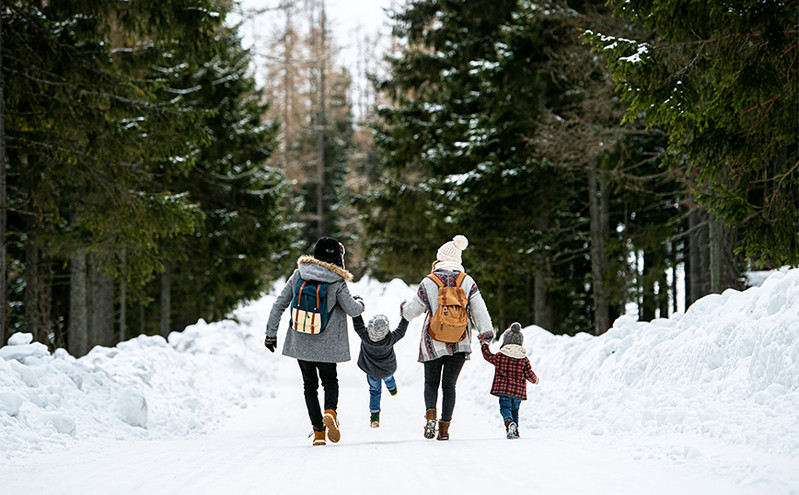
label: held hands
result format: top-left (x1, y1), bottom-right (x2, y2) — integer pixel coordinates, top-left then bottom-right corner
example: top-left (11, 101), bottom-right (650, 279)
top-left (477, 331), bottom-right (494, 344)
top-left (264, 335), bottom-right (277, 353)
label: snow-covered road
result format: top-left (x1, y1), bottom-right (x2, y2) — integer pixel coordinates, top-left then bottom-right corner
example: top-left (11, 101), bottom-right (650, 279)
top-left (1, 354), bottom-right (781, 495)
top-left (2, 273), bottom-right (799, 494)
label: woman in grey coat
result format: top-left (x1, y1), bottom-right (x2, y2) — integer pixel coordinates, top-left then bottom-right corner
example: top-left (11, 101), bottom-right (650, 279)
top-left (265, 237), bottom-right (364, 446)
top-left (401, 234), bottom-right (495, 441)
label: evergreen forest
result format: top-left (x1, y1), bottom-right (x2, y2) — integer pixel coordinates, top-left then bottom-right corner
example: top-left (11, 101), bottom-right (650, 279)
top-left (1, 0), bottom-right (796, 353)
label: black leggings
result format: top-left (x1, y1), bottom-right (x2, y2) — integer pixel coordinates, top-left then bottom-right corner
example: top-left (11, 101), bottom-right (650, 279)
top-left (298, 360), bottom-right (338, 431)
top-left (423, 352), bottom-right (467, 422)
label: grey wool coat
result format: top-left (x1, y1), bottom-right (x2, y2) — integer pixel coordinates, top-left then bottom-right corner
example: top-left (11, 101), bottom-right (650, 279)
top-left (266, 255), bottom-right (365, 363)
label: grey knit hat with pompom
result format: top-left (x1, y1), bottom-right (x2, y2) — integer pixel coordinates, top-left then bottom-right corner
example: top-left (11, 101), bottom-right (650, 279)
top-left (502, 322), bottom-right (524, 346)
top-left (367, 314), bottom-right (390, 342)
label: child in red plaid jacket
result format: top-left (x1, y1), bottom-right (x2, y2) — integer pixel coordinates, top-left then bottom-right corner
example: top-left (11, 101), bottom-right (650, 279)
top-left (480, 322), bottom-right (538, 439)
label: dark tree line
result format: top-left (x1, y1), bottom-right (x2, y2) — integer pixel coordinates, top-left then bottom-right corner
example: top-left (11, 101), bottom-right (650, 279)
top-left (1, 0), bottom-right (794, 348)
top-left (357, 0), bottom-right (793, 335)
top-left (1, 0), bottom-right (296, 352)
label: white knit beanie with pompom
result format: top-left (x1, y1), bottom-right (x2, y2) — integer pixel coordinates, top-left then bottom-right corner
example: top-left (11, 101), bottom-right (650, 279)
top-left (436, 235), bottom-right (469, 269)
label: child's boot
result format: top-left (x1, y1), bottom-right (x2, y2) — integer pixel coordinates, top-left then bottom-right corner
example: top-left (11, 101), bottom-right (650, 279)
top-left (388, 386), bottom-right (398, 396)
top-left (505, 419), bottom-right (518, 440)
top-left (370, 412), bottom-right (380, 428)
top-left (323, 409), bottom-right (340, 443)
top-left (312, 429), bottom-right (326, 446)
top-left (424, 409), bottom-right (437, 439)
top-left (437, 420), bottom-right (450, 441)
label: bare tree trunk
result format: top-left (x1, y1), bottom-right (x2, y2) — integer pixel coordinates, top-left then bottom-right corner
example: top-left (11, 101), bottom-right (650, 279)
top-left (658, 259), bottom-right (669, 318)
top-left (0, 9), bottom-right (7, 345)
top-left (23, 231), bottom-right (53, 346)
top-left (24, 229), bottom-right (46, 343)
top-left (160, 261), bottom-right (171, 337)
top-left (709, 214), bottom-right (739, 293)
top-left (709, 216), bottom-right (722, 294)
top-left (87, 260), bottom-right (114, 348)
top-left (69, 252), bottom-right (88, 356)
top-left (140, 303), bottom-right (145, 336)
top-left (315, 0), bottom-right (327, 238)
top-left (533, 265), bottom-right (553, 332)
top-left (87, 254), bottom-right (99, 349)
top-left (280, 4), bottom-right (293, 165)
top-left (588, 161), bottom-right (610, 335)
top-left (533, 208), bottom-right (554, 331)
top-left (118, 249), bottom-right (126, 343)
top-left (496, 278), bottom-right (505, 333)
top-left (96, 271), bottom-right (114, 347)
top-left (671, 242), bottom-right (680, 314)
top-left (688, 207), bottom-right (709, 305)
top-left (525, 270), bottom-right (533, 325)
top-left (119, 276), bottom-right (126, 343)
top-left (641, 249), bottom-right (656, 321)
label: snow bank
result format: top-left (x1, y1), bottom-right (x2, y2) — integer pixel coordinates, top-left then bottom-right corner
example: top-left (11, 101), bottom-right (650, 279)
top-left (459, 268), bottom-right (799, 455)
top-left (2, 269), bottom-right (798, 462)
top-left (0, 300), bottom-right (274, 459)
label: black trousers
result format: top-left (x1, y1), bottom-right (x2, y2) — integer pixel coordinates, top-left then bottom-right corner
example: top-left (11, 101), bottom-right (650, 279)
top-left (423, 352), bottom-right (467, 422)
top-left (298, 360), bottom-right (339, 431)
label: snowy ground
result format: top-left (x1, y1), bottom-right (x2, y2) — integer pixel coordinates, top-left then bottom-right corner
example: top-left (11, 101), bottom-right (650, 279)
top-left (1, 270), bottom-right (798, 494)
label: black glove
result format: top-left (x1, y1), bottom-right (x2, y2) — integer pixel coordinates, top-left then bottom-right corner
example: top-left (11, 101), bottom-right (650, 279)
top-left (265, 335), bottom-right (277, 353)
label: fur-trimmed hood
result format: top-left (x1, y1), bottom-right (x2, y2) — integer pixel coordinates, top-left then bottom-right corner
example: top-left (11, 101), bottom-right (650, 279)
top-left (500, 344), bottom-right (527, 359)
top-left (298, 254), bottom-right (354, 282)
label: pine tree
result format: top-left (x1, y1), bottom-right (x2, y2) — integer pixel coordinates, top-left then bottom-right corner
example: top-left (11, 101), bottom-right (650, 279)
top-left (587, 0), bottom-right (799, 267)
top-left (1, 0), bottom-right (295, 352)
top-left (367, 0), bottom-right (699, 333)
top-left (150, 25), bottom-right (294, 333)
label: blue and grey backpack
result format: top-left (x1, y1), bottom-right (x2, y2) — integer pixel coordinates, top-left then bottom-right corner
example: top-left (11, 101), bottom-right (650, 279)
top-left (289, 277), bottom-right (332, 335)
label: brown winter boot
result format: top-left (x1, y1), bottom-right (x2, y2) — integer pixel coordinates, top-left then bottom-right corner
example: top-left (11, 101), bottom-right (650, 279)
top-left (323, 409), bottom-right (340, 443)
top-left (312, 429), bottom-right (326, 446)
top-left (437, 420), bottom-right (450, 441)
top-left (424, 409), bottom-right (437, 439)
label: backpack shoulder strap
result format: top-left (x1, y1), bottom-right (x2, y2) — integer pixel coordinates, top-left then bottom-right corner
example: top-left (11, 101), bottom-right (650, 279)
top-left (454, 272), bottom-right (467, 287)
top-left (427, 273), bottom-right (444, 287)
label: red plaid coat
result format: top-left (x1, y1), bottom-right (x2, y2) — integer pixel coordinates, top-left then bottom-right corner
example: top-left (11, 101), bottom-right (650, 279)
top-left (480, 343), bottom-right (538, 400)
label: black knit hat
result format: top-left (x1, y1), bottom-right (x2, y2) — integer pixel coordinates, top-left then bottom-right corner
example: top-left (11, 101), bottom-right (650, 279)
top-left (314, 237), bottom-right (345, 268)
top-left (502, 322), bottom-right (524, 346)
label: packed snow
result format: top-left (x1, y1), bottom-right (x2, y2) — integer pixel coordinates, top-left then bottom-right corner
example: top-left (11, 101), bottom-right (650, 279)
top-left (1, 269), bottom-right (798, 494)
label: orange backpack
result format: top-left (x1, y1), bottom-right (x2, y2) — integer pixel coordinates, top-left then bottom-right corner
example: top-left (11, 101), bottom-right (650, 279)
top-left (427, 272), bottom-right (469, 343)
